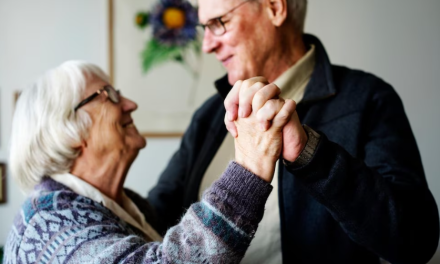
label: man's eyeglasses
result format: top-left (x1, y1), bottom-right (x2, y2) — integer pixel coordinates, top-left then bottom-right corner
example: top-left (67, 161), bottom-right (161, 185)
top-left (74, 85), bottom-right (120, 112)
top-left (199, 0), bottom-right (251, 36)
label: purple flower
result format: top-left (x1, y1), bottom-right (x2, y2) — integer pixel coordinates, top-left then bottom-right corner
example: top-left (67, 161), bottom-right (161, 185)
top-left (150, 0), bottom-right (199, 46)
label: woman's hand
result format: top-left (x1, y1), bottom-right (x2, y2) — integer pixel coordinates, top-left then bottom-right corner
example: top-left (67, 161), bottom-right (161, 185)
top-left (233, 98), bottom-right (297, 182)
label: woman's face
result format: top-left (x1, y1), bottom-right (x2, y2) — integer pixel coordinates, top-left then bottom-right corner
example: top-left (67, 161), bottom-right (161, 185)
top-left (81, 76), bottom-right (146, 160)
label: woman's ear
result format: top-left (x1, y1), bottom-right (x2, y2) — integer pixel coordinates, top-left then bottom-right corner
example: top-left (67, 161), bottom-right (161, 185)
top-left (71, 139), bottom-right (87, 150)
top-left (265, 0), bottom-right (288, 27)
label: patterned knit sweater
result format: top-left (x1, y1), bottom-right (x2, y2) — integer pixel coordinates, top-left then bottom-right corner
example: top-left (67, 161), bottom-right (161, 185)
top-left (3, 162), bottom-right (272, 264)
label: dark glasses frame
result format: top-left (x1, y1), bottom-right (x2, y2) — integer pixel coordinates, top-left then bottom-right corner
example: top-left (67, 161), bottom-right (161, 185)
top-left (74, 85), bottom-right (120, 112)
top-left (199, 0), bottom-right (251, 36)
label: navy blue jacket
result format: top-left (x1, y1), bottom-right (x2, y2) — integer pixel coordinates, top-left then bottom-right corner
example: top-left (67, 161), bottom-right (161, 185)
top-left (148, 35), bottom-right (439, 263)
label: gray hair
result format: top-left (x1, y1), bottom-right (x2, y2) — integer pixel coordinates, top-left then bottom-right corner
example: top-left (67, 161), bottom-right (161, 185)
top-left (10, 61), bottom-right (109, 191)
top-left (287, 0), bottom-right (307, 33)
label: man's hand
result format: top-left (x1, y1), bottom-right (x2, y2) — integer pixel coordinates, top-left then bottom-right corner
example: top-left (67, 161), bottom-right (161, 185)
top-left (224, 77), bottom-right (308, 163)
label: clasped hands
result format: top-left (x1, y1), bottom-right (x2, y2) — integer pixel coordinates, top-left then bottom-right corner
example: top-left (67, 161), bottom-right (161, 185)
top-left (224, 77), bottom-right (308, 183)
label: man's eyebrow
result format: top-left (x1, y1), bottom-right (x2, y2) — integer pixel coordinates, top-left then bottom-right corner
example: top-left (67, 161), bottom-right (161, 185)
top-left (199, 13), bottom-right (222, 24)
top-left (199, 4), bottom-right (235, 24)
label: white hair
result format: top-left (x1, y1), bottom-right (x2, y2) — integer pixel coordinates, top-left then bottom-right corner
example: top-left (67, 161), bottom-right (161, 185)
top-left (10, 61), bottom-right (109, 191)
top-left (286, 0), bottom-right (307, 33)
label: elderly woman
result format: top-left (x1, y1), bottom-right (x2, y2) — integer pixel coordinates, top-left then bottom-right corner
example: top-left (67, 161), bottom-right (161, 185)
top-left (4, 61), bottom-right (296, 263)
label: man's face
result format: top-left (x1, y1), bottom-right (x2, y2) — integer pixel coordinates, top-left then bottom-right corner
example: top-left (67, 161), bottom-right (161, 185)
top-left (199, 0), bottom-right (275, 85)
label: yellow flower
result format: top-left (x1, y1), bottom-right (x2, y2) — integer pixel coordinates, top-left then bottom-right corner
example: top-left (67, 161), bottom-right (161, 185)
top-left (162, 8), bottom-right (186, 29)
top-left (136, 14), bottom-right (144, 25)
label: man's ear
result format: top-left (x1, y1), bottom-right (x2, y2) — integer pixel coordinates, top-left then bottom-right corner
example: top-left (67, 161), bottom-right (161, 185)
top-left (264, 0), bottom-right (288, 27)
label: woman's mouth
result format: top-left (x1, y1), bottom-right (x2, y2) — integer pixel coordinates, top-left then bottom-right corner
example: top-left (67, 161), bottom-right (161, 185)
top-left (122, 120), bottom-right (134, 128)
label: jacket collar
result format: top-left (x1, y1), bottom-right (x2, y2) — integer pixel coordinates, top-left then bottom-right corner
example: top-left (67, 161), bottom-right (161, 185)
top-left (214, 74), bottom-right (232, 100)
top-left (214, 34), bottom-right (336, 102)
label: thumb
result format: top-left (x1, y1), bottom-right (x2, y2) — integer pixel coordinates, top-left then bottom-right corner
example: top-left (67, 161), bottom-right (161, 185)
top-left (282, 111), bottom-right (307, 162)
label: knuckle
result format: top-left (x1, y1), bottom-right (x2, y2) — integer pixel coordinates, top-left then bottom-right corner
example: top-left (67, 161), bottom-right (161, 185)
top-left (234, 80), bottom-right (243, 87)
top-left (242, 90), bottom-right (254, 103)
top-left (256, 110), bottom-right (266, 121)
top-left (256, 76), bottom-right (268, 83)
top-left (277, 110), bottom-right (291, 121)
top-left (242, 79), bottom-right (253, 88)
top-left (224, 98), bottom-right (231, 107)
top-left (252, 82), bottom-right (266, 90)
top-left (254, 91), bottom-right (264, 102)
top-left (269, 99), bottom-right (283, 112)
top-left (266, 100), bottom-right (276, 111)
top-left (265, 83), bottom-right (279, 96)
top-left (259, 86), bottom-right (270, 99)
top-left (269, 83), bottom-right (281, 91)
top-left (291, 100), bottom-right (297, 110)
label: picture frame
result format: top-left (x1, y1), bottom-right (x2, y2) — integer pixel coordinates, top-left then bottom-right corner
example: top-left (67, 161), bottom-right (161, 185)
top-left (108, 0), bottom-right (224, 137)
top-left (14, 91), bottom-right (21, 112)
top-left (14, 91), bottom-right (21, 106)
top-left (0, 163), bottom-right (6, 204)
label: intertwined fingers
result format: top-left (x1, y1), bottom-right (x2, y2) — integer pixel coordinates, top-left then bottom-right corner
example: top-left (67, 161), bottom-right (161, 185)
top-left (224, 77), bottom-right (269, 137)
top-left (224, 80), bottom-right (242, 122)
top-left (255, 99), bottom-right (286, 131)
top-left (224, 77), bottom-right (269, 119)
top-left (271, 99), bottom-right (297, 131)
top-left (237, 77), bottom-right (269, 117)
top-left (224, 111), bottom-right (237, 137)
top-left (251, 83), bottom-right (281, 114)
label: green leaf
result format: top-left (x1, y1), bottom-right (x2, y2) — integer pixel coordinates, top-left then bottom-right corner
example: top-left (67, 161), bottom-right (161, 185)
top-left (192, 39), bottom-right (202, 55)
top-left (174, 54), bottom-right (184, 62)
top-left (135, 12), bottom-right (150, 29)
top-left (141, 39), bottom-right (182, 73)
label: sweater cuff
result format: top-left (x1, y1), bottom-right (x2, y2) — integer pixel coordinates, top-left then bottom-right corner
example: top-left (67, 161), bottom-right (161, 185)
top-left (203, 161), bottom-right (273, 233)
top-left (219, 161), bottom-right (273, 211)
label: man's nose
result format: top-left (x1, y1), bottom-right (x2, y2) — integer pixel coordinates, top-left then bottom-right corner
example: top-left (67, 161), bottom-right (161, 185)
top-left (202, 28), bottom-right (219, 53)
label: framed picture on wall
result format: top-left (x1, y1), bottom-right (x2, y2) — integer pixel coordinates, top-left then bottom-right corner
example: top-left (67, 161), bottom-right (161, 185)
top-left (108, 0), bottom-right (224, 137)
top-left (14, 91), bottom-right (21, 107)
top-left (0, 163), bottom-right (6, 204)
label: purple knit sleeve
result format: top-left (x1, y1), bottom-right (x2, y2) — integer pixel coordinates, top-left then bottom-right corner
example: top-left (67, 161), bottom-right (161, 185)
top-left (3, 163), bottom-right (274, 264)
top-left (202, 161), bottom-right (273, 234)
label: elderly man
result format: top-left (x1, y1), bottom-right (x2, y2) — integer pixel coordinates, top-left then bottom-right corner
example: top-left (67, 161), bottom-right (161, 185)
top-left (149, 0), bottom-right (440, 263)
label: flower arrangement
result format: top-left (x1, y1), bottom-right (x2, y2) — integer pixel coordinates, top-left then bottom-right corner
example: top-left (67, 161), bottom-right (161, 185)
top-left (136, 0), bottom-right (201, 75)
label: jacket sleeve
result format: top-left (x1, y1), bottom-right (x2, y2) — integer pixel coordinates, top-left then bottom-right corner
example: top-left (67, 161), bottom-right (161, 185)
top-left (287, 84), bottom-right (439, 264)
top-left (24, 162), bottom-right (271, 264)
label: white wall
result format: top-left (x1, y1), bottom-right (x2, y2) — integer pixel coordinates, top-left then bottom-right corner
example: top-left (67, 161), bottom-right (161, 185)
top-left (1, 0), bottom-right (439, 262)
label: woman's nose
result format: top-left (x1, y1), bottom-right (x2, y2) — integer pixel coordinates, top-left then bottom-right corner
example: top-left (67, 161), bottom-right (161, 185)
top-left (121, 96), bottom-right (138, 113)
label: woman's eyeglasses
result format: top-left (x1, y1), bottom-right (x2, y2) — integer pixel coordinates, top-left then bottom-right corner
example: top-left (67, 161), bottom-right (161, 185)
top-left (74, 85), bottom-right (120, 112)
